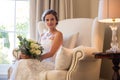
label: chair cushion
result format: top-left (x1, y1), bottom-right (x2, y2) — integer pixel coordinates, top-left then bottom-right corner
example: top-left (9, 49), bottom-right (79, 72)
top-left (55, 47), bottom-right (73, 70)
top-left (46, 70), bottom-right (67, 80)
top-left (63, 32), bottom-right (79, 49)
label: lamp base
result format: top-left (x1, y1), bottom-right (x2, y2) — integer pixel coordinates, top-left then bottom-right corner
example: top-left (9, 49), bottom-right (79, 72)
top-left (106, 47), bottom-right (120, 53)
top-left (106, 24), bottom-right (120, 53)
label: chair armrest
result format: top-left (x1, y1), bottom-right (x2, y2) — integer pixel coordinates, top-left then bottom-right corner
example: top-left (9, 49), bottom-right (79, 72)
top-left (80, 47), bottom-right (99, 61)
top-left (12, 48), bottom-right (21, 60)
top-left (66, 47), bottom-right (98, 80)
top-left (66, 50), bottom-right (84, 80)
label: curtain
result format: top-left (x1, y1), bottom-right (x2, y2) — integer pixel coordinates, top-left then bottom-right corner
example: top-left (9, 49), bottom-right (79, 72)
top-left (30, 0), bottom-right (74, 40)
top-left (59, 0), bottom-right (74, 20)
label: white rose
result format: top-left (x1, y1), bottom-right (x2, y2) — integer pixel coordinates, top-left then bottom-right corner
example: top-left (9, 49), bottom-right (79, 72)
top-left (28, 39), bottom-right (36, 43)
top-left (35, 50), bottom-right (40, 55)
top-left (30, 49), bottom-right (35, 54)
top-left (30, 43), bottom-right (39, 49)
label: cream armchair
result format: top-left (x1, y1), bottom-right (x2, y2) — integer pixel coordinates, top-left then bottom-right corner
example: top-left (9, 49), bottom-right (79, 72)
top-left (37, 17), bottom-right (105, 80)
top-left (8, 17), bottom-right (105, 80)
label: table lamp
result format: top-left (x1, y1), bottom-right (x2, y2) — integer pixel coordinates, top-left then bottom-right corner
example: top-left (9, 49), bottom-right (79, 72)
top-left (98, 0), bottom-right (120, 53)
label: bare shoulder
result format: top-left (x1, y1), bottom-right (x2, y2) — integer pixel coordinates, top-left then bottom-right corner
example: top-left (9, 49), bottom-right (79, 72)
top-left (55, 30), bottom-right (63, 37)
top-left (54, 30), bottom-right (63, 44)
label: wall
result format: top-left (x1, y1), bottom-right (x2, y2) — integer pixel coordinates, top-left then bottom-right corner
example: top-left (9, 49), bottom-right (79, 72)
top-left (73, 0), bottom-right (90, 18)
top-left (73, 0), bottom-right (98, 18)
top-left (73, 0), bottom-right (120, 80)
top-left (90, 0), bottom-right (99, 18)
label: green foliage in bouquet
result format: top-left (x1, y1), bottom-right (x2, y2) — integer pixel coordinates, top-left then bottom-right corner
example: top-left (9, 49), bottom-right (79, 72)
top-left (17, 35), bottom-right (44, 59)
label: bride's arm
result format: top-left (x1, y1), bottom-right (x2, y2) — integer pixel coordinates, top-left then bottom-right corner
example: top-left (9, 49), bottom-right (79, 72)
top-left (40, 31), bottom-right (63, 61)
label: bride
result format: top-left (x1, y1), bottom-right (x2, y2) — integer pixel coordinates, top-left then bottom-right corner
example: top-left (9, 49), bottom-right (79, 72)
top-left (9, 9), bottom-right (63, 80)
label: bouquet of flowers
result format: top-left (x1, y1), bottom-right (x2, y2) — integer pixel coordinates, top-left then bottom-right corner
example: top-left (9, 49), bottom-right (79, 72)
top-left (17, 35), bottom-right (44, 60)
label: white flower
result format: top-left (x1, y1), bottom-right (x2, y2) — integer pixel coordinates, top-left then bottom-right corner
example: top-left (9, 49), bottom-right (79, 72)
top-left (28, 39), bottom-right (36, 43)
top-left (17, 35), bottom-right (43, 60)
top-left (35, 50), bottom-right (41, 55)
top-left (30, 43), bottom-right (40, 49)
top-left (30, 49), bottom-right (35, 54)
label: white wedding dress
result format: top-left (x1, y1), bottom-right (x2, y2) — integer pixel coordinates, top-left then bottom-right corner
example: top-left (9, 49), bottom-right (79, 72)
top-left (9, 33), bottom-right (56, 80)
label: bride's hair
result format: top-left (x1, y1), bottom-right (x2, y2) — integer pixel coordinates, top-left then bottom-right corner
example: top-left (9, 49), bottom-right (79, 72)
top-left (41, 9), bottom-right (58, 25)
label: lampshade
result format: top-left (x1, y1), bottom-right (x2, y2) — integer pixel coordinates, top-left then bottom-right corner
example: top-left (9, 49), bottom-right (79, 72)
top-left (98, 0), bottom-right (120, 23)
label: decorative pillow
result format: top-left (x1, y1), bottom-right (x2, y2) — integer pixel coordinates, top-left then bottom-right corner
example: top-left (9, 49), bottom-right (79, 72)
top-left (63, 32), bottom-right (79, 49)
top-left (55, 45), bottom-right (98, 70)
top-left (55, 46), bottom-right (73, 70)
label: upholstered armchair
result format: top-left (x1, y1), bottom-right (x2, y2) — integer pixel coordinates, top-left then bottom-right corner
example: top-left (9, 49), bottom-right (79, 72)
top-left (8, 17), bottom-right (105, 80)
top-left (37, 17), bottom-right (105, 80)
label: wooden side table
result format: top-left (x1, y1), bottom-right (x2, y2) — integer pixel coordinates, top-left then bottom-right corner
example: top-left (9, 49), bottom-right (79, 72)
top-left (93, 52), bottom-right (120, 80)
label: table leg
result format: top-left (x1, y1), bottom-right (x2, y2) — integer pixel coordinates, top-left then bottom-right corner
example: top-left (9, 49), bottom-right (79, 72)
top-left (112, 58), bottom-right (120, 80)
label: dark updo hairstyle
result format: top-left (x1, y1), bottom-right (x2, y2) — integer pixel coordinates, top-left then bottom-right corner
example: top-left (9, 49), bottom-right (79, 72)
top-left (41, 9), bottom-right (58, 25)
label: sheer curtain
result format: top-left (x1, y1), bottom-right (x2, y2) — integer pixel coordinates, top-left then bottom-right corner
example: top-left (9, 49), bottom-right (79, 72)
top-left (29, 0), bottom-right (74, 40)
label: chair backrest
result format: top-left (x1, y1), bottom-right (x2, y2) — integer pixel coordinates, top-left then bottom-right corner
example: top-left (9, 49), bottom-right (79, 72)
top-left (57, 18), bottom-right (93, 47)
top-left (37, 17), bottom-right (105, 51)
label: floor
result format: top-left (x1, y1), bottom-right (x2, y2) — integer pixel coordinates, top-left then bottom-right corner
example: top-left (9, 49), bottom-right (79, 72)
top-left (0, 64), bottom-right (10, 80)
top-left (0, 75), bottom-right (7, 80)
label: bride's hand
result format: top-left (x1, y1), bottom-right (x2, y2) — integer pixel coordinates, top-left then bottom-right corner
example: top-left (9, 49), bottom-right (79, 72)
top-left (39, 55), bottom-right (44, 62)
top-left (20, 53), bottom-right (30, 59)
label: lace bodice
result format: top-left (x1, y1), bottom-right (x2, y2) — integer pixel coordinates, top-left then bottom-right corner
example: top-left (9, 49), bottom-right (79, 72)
top-left (40, 32), bottom-right (56, 63)
top-left (41, 37), bottom-right (52, 54)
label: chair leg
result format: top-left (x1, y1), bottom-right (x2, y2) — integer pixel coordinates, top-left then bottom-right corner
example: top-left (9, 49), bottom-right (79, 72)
top-left (8, 66), bottom-right (13, 80)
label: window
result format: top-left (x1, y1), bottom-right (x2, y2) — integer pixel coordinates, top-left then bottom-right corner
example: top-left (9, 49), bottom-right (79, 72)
top-left (0, 0), bottom-right (29, 75)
